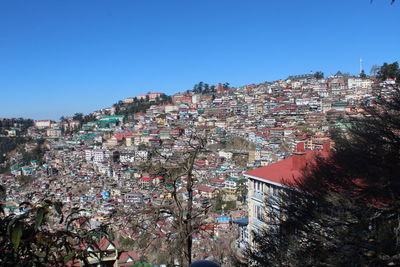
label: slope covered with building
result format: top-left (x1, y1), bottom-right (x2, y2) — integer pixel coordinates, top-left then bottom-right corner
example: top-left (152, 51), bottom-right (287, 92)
top-left (1, 69), bottom-right (397, 265)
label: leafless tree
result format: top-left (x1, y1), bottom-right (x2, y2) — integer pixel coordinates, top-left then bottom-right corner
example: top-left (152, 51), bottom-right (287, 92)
top-left (120, 133), bottom-right (216, 266)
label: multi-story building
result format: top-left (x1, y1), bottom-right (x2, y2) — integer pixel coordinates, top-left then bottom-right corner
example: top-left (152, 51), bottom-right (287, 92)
top-left (244, 142), bottom-right (329, 244)
top-left (34, 120), bottom-right (53, 129)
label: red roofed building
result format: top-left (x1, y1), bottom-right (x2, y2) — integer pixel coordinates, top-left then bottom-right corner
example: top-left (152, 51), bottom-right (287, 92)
top-left (244, 142), bottom-right (330, 244)
top-left (140, 177), bottom-right (153, 188)
top-left (118, 251), bottom-right (139, 266)
top-left (197, 185), bottom-right (219, 198)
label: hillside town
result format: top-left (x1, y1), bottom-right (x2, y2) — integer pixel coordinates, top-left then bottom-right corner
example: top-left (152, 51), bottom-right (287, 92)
top-left (0, 72), bottom-right (397, 266)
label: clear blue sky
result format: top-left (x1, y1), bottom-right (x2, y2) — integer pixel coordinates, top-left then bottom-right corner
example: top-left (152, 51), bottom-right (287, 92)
top-left (0, 0), bottom-right (399, 120)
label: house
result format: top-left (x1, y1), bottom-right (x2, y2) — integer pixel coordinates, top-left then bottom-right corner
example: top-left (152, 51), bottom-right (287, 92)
top-left (34, 120), bottom-right (54, 129)
top-left (118, 251), bottom-right (139, 266)
top-left (140, 177), bottom-right (153, 188)
top-left (233, 217), bottom-right (249, 250)
top-left (69, 237), bottom-right (141, 267)
top-left (99, 115), bottom-right (124, 123)
top-left (224, 177), bottom-right (238, 193)
top-left (197, 185), bottom-right (219, 199)
top-left (244, 142), bottom-right (330, 244)
top-left (81, 237), bottom-right (121, 266)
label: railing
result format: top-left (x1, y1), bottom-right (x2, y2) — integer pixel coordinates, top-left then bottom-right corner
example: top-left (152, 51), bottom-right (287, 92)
top-left (253, 217), bottom-right (265, 228)
top-left (267, 195), bottom-right (280, 206)
top-left (251, 191), bottom-right (264, 200)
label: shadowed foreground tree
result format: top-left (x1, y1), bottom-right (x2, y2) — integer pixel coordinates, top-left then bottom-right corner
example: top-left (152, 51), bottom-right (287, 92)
top-left (0, 186), bottom-right (109, 266)
top-left (246, 88), bottom-right (400, 266)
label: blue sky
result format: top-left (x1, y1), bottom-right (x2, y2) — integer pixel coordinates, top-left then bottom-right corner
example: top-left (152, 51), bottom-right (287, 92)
top-left (0, 0), bottom-right (399, 120)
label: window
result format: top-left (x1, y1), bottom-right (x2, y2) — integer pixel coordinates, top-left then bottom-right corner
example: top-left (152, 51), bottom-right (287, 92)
top-left (269, 185), bottom-right (279, 196)
top-left (253, 180), bottom-right (264, 192)
top-left (254, 205), bottom-right (263, 221)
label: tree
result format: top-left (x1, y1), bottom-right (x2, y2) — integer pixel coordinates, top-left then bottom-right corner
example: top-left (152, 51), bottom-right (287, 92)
top-left (204, 83), bottom-right (209, 93)
top-left (235, 179), bottom-right (248, 204)
top-left (247, 86), bottom-right (400, 266)
top-left (198, 82), bottom-right (204, 92)
top-left (122, 135), bottom-right (213, 266)
top-left (360, 69), bottom-right (367, 78)
top-left (193, 82), bottom-right (205, 94)
top-left (370, 64), bottom-right (380, 76)
top-left (73, 113), bottom-right (84, 122)
top-left (0, 186), bottom-right (109, 266)
top-left (21, 141), bottom-right (46, 165)
top-left (193, 84), bottom-right (199, 92)
top-left (378, 61), bottom-right (400, 83)
top-left (314, 71), bottom-right (324, 79)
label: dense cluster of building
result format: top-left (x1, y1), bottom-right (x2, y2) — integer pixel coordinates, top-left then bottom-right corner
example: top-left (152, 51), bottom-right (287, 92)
top-left (1, 74), bottom-right (395, 265)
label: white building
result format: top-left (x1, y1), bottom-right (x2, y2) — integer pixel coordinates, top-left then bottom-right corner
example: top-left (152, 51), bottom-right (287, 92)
top-left (244, 143), bottom-right (330, 244)
top-left (93, 150), bottom-right (105, 162)
top-left (34, 120), bottom-right (53, 129)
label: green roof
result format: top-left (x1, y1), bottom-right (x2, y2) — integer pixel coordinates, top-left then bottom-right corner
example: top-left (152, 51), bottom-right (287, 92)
top-left (103, 115), bottom-right (124, 118)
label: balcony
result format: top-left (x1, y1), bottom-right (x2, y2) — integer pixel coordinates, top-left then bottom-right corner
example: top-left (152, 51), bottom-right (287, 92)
top-left (266, 195), bottom-right (280, 206)
top-left (251, 191), bottom-right (264, 201)
top-left (253, 217), bottom-right (265, 228)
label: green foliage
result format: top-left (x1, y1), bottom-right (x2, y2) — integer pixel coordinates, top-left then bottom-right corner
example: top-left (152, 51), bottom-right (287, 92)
top-left (10, 221), bottom-right (23, 250)
top-left (72, 113), bottom-right (96, 125)
top-left (360, 69), bottom-right (367, 78)
top-left (0, 118), bottom-right (33, 135)
top-left (120, 237), bottom-right (136, 249)
top-left (213, 193), bottom-right (235, 213)
top-left (236, 179), bottom-right (248, 203)
top-left (0, 196), bottom-right (109, 266)
top-left (0, 137), bottom-right (29, 164)
top-left (73, 112), bottom-right (84, 122)
top-left (193, 81), bottom-right (218, 94)
top-left (370, 64), bottom-right (380, 76)
top-left (378, 61), bottom-right (400, 82)
top-left (314, 71), bottom-right (324, 79)
top-left (113, 94), bottom-right (172, 117)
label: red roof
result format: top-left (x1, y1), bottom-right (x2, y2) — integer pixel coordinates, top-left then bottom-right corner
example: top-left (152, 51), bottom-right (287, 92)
top-left (197, 185), bottom-right (215, 193)
top-left (245, 150), bottom-right (329, 185)
top-left (140, 177), bottom-right (153, 181)
top-left (119, 251), bottom-right (139, 263)
top-left (210, 178), bottom-right (224, 183)
top-left (200, 224), bottom-right (215, 230)
top-left (98, 237), bottom-right (121, 250)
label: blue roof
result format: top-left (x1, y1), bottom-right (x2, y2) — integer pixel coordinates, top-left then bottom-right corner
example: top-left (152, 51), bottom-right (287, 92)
top-left (233, 217), bottom-right (248, 225)
top-left (217, 217), bottom-right (230, 222)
